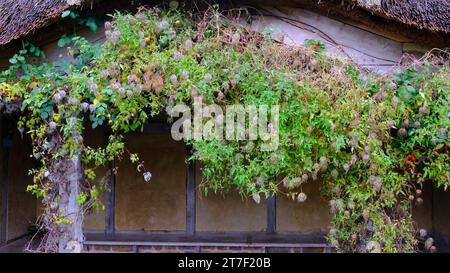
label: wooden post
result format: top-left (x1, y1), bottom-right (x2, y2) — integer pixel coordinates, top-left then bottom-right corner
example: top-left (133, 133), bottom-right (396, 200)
top-left (267, 194), bottom-right (276, 234)
top-left (105, 159), bottom-right (115, 235)
top-left (186, 145), bottom-right (196, 235)
top-left (56, 154), bottom-right (84, 253)
top-left (0, 117), bottom-right (12, 246)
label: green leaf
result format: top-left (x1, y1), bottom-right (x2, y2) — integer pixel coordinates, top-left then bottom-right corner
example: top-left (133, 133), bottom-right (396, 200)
top-left (85, 18), bottom-right (98, 32)
top-left (61, 10), bottom-right (71, 18)
top-left (40, 111), bottom-right (49, 120)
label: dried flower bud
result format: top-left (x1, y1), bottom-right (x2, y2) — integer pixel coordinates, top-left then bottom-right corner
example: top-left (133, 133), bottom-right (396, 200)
top-left (430, 245), bottom-right (437, 253)
top-left (231, 33), bottom-right (240, 44)
top-left (105, 30), bottom-right (112, 39)
top-left (143, 171), bottom-right (152, 182)
top-left (415, 197), bottom-right (423, 206)
top-left (81, 102), bottom-right (89, 113)
top-left (331, 239), bottom-right (339, 248)
top-left (53, 93), bottom-right (62, 103)
top-left (311, 171), bottom-right (318, 181)
top-left (350, 119), bottom-right (360, 128)
top-left (182, 71), bottom-right (189, 80)
top-left (252, 192), bottom-right (261, 204)
top-left (104, 21), bottom-right (112, 30)
top-left (329, 228), bottom-right (337, 236)
top-left (419, 106), bottom-right (429, 115)
top-left (398, 128), bottom-right (407, 136)
top-left (366, 241), bottom-right (381, 253)
top-left (297, 192), bottom-right (307, 203)
top-left (362, 210), bottom-right (369, 221)
top-left (392, 96), bottom-right (399, 108)
top-left (127, 75), bottom-right (138, 84)
top-left (403, 119), bottom-right (410, 128)
top-left (170, 74), bottom-right (178, 85)
top-left (351, 154), bottom-right (358, 165)
top-left (388, 81), bottom-right (397, 90)
top-left (362, 153), bottom-right (370, 163)
top-left (372, 177), bottom-right (382, 191)
top-left (331, 169), bottom-right (339, 178)
top-left (217, 91), bottom-right (225, 101)
top-left (101, 70), bottom-right (109, 79)
top-left (173, 51), bottom-right (182, 60)
top-left (343, 163), bottom-right (350, 173)
top-left (184, 39), bottom-right (193, 50)
top-left (49, 121), bottom-right (57, 131)
top-left (69, 97), bottom-right (78, 106)
top-left (270, 152), bottom-right (277, 163)
top-left (256, 176), bottom-right (266, 186)
top-left (204, 73), bottom-right (212, 81)
top-left (156, 20), bottom-right (170, 33)
top-left (69, 117), bottom-right (77, 126)
top-left (419, 229), bottom-right (427, 238)
top-left (424, 237), bottom-right (434, 251)
top-left (301, 173), bottom-right (308, 182)
top-left (169, 1), bottom-right (179, 9)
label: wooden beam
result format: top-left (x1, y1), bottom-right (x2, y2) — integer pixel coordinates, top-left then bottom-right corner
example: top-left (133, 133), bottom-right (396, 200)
top-left (0, 117), bottom-right (12, 246)
top-left (84, 231), bottom-right (327, 244)
top-left (128, 123), bottom-right (172, 135)
top-left (186, 145), bottom-right (196, 235)
top-left (267, 193), bottom-right (276, 234)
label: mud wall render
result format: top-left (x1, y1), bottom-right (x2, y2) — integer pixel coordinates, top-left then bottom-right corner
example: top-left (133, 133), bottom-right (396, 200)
top-left (115, 133), bottom-right (187, 231)
top-left (0, 118), bottom-right (37, 242)
top-left (433, 187), bottom-right (450, 251)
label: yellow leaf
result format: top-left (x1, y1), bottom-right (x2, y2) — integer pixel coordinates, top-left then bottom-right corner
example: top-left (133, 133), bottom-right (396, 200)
top-left (28, 82), bottom-right (39, 89)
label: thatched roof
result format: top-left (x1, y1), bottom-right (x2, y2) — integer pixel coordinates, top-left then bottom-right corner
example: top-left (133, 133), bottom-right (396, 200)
top-left (0, 0), bottom-right (449, 46)
top-left (352, 0), bottom-right (450, 33)
top-left (0, 0), bottom-right (93, 46)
